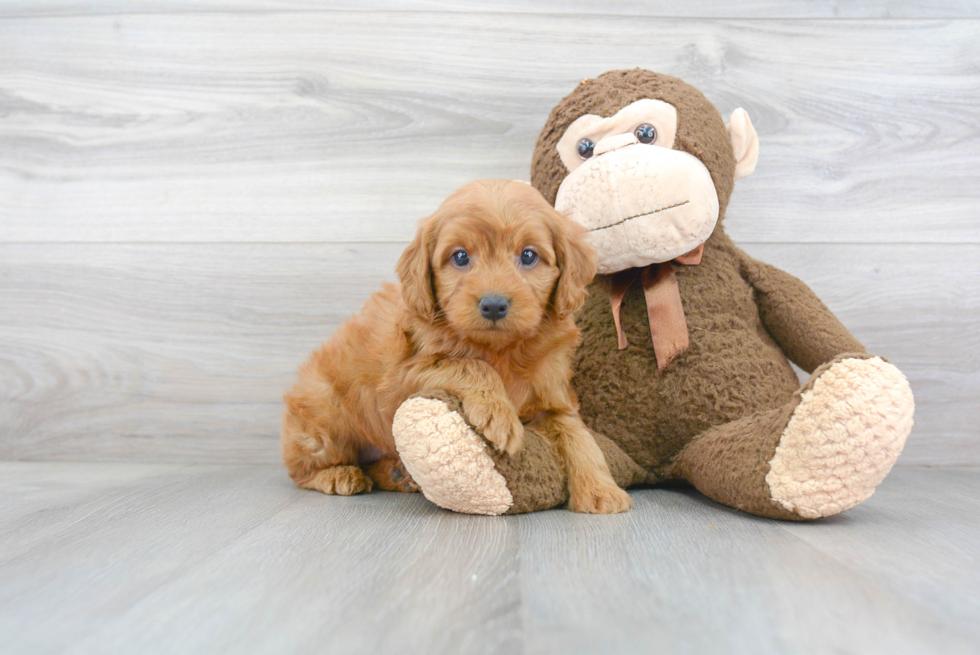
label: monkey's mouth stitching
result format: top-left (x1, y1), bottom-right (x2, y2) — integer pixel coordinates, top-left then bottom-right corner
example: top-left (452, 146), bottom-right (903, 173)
top-left (590, 201), bottom-right (690, 232)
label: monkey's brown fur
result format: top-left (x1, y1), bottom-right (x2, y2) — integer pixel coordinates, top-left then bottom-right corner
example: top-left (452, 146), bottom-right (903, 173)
top-left (394, 70), bottom-right (911, 519)
top-left (281, 179), bottom-right (631, 514)
top-left (526, 70), bottom-right (869, 517)
top-left (532, 69), bottom-right (737, 219)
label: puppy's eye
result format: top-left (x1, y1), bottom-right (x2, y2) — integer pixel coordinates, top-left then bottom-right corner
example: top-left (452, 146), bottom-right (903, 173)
top-left (634, 123), bottom-right (657, 144)
top-left (451, 249), bottom-right (470, 268)
top-left (519, 249), bottom-right (539, 267)
top-left (576, 138), bottom-right (595, 160)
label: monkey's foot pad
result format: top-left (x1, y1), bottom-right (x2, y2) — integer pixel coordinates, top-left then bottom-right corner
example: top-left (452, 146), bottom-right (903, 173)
top-left (393, 396), bottom-right (513, 515)
top-left (767, 356), bottom-right (914, 519)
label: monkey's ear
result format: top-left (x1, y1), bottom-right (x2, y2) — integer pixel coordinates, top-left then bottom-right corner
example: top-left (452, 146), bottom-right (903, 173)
top-left (396, 216), bottom-right (438, 318)
top-left (550, 215), bottom-right (597, 319)
top-left (727, 108), bottom-right (759, 181)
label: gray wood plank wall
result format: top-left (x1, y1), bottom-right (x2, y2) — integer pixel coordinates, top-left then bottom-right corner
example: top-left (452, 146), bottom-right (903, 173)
top-left (1, 4), bottom-right (977, 464)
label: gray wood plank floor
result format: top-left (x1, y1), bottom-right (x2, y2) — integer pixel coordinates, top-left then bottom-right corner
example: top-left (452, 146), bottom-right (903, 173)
top-left (1, 463), bottom-right (977, 655)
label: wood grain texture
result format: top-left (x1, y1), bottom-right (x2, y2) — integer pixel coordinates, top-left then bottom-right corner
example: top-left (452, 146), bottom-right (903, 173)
top-left (0, 462), bottom-right (521, 654)
top-left (517, 466), bottom-right (980, 655)
top-left (1, 1), bottom-right (978, 18)
top-left (1, 14), bottom-right (977, 244)
top-left (1, 9), bottom-right (976, 466)
top-left (1, 242), bottom-right (976, 465)
top-left (0, 462), bottom-right (977, 654)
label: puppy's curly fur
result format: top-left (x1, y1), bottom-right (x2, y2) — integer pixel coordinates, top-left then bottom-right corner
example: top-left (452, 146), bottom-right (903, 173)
top-left (281, 180), bottom-right (631, 513)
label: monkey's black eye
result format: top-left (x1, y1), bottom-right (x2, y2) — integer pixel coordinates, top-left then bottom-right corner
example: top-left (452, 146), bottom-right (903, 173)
top-left (634, 123), bottom-right (657, 144)
top-left (520, 249), bottom-right (539, 267)
top-left (576, 138), bottom-right (595, 160)
top-left (451, 250), bottom-right (470, 268)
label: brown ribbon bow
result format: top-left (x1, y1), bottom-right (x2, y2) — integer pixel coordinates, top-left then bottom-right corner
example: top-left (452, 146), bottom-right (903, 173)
top-left (608, 243), bottom-right (704, 371)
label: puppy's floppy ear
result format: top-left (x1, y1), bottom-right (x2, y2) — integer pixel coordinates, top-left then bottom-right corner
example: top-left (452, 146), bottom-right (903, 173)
top-left (396, 214), bottom-right (439, 318)
top-left (548, 210), bottom-right (597, 319)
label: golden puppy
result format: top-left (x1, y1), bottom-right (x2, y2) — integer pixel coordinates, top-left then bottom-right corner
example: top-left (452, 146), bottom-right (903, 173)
top-left (281, 179), bottom-right (631, 513)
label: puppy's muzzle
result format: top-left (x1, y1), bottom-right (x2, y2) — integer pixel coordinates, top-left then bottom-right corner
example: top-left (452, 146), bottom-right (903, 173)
top-left (479, 295), bottom-right (510, 322)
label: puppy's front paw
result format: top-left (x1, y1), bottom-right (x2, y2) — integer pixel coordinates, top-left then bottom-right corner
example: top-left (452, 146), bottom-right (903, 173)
top-left (568, 476), bottom-right (632, 514)
top-left (485, 411), bottom-right (524, 455)
top-left (466, 400), bottom-right (524, 455)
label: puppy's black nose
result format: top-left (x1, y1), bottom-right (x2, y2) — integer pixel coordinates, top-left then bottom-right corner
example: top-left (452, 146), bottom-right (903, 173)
top-left (479, 295), bottom-right (510, 322)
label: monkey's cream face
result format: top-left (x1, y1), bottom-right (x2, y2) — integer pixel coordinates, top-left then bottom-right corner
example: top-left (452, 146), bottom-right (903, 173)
top-left (554, 98), bottom-right (720, 274)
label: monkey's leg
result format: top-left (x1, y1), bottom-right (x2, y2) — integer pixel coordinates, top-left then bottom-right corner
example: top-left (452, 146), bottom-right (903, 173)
top-left (667, 354), bottom-right (913, 520)
top-left (392, 392), bottom-right (645, 515)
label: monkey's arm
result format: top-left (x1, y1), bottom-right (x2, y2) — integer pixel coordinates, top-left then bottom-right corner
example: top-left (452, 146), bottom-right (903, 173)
top-left (737, 249), bottom-right (866, 373)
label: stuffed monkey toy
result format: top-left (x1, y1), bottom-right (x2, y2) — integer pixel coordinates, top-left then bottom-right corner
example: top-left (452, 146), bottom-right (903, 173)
top-left (392, 69), bottom-right (914, 520)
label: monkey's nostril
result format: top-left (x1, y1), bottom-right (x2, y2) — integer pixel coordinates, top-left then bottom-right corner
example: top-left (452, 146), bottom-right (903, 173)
top-left (479, 295), bottom-right (510, 322)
